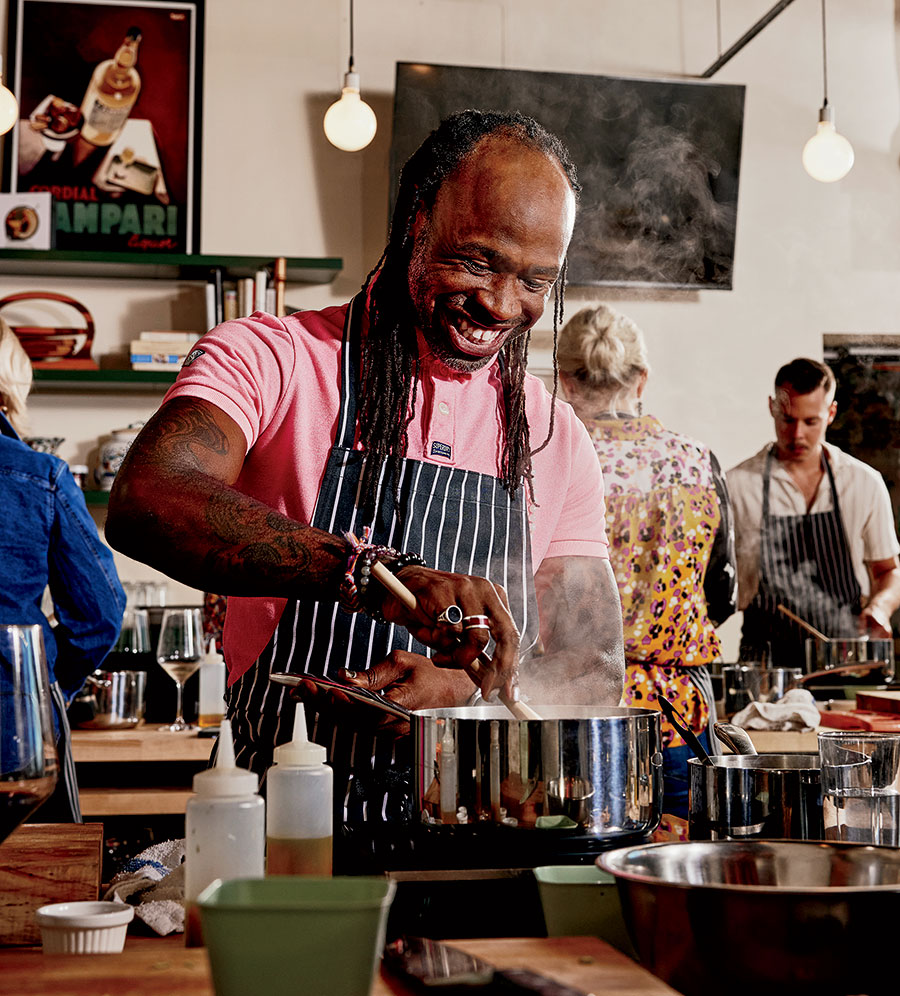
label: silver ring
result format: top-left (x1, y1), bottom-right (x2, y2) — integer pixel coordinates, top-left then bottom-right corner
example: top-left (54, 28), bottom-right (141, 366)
top-left (436, 605), bottom-right (463, 625)
top-left (463, 614), bottom-right (491, 630)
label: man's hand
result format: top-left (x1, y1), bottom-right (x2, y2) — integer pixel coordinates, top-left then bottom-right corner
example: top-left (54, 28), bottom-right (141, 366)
top-left (861, 556), bottom-right (900, 639)
top-left (374, 566), bottom-right (521, 702)
top-left (295, 650), bottom-right (475, 738)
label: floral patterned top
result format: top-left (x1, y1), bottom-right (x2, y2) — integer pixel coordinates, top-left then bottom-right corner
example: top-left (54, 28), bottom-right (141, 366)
top-left (586, 414), bottom-right (736, 746)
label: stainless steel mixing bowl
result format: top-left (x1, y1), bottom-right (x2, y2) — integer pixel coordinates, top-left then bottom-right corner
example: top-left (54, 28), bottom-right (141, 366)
top-left (599, 839), bottom-right (900, 996)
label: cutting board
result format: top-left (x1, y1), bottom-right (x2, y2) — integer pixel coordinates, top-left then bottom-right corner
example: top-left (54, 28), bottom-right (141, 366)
top-left (0, 822), bottom-right (103, 945)
top-left (856, 690), bottom-right (900, 715)
top-left (818, 708), bottom-right (900, 731)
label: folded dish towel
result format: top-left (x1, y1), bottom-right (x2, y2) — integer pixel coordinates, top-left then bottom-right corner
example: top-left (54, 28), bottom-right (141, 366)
top-left (730, 687), bottom-right (821, 732)
top-left (103, 838), bottom-right (185, 935)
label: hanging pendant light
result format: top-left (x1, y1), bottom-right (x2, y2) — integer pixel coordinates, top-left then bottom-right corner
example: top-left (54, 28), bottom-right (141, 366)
top-left (0, 56), bottom-right (19, 136)
top-left (802, 0), bottom-right (853, 182)
top-left (323, 0), bottom-right (377, 152)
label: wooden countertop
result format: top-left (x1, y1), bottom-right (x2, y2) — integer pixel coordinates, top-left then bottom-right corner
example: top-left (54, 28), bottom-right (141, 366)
top-left (70, 725), bottom-right (214, 763)
top-left (744, 728), bottom-right (819, 752)
top-left (2, 934), bottom-right (683, 995)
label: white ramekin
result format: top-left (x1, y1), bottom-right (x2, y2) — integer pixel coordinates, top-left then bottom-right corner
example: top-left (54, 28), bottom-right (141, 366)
top-left (35, 900), bottom-right (134, 954)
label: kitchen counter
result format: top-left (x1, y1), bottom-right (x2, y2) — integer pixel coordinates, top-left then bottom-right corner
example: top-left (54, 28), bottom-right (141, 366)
top-left (70, 724), bottom-right (213, 817)
top-left (1, 934), bottom-right (683, 995)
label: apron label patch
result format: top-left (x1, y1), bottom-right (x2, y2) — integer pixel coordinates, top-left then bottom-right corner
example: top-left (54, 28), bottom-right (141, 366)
top-left (430, 440), bottom-right (452, 460)
top-left (182, 348), bottom-right (205, 367)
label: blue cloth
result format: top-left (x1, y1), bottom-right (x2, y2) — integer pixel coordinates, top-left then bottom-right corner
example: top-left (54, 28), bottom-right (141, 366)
top-left (0, 411), bottom-right (126, 718)
top-left (662, 731), bottom-right (713, 820)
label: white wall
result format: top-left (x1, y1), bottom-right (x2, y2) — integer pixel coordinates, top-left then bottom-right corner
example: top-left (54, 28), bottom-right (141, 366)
top-left (2, 0), bottom-right (899, 644)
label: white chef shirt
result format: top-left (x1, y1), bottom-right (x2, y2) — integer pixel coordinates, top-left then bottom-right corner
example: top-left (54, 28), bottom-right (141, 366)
top-left (727, 442), bottom-right (900, 610)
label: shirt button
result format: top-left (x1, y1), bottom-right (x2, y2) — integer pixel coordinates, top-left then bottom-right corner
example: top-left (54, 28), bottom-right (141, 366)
top-left (439, 402), bottom-right (450, 415)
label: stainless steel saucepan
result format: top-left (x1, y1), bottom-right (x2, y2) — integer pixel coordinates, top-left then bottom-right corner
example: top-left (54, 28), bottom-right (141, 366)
top-left (270, 672), bottom-right (663, 842)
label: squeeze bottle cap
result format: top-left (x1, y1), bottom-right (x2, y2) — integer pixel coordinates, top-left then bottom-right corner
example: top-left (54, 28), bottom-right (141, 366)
top-left (204, 638), bottom-right (225, 667)
top-left (193, 719), bottom-right (258, 796)
top-left (272, 707), bottom-right (327, 766)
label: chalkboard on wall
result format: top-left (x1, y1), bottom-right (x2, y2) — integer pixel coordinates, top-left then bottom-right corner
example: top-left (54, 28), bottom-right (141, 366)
top-left (390, 63), bottom-right (746, 291)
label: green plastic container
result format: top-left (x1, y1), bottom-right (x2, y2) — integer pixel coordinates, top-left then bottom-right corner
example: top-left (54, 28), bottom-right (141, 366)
top-left (534, 865), bottom-right (636, 958)
top-left (198, 876), bottom-right (396, 996)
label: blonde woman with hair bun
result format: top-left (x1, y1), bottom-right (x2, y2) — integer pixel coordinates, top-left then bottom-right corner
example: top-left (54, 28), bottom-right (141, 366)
top-left (0, 318), bottom-right (125, 824)
top-left (0, 317), bottom-right (33, 436)
top-left (558, 303), bottom-right (737, 823)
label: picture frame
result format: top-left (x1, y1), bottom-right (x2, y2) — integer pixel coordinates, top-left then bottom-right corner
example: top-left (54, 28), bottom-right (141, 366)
top-left (4, 0), bottom-right (204, 254)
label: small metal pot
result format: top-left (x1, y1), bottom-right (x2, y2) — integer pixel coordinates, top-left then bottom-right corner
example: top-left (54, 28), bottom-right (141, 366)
top-left (688, 753), bottom-right (823, 840)
top-left (72, 669), bottom-right (146, 729)
top-left (721, 665), bottom-right (803, 717)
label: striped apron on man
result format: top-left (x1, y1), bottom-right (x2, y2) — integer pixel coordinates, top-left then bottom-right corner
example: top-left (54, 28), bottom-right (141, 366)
top-left (741, 447), bottom-right (862, 668)
top-left (226, 294), bottom-right (540, 839)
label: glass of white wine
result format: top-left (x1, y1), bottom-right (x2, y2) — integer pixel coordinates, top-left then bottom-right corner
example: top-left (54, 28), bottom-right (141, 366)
top-left (156, 607), bottom-right (204, 733)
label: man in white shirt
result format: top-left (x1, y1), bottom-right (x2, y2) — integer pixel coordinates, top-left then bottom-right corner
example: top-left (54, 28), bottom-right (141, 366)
top-left (727, 357), bottom-right (900, 667)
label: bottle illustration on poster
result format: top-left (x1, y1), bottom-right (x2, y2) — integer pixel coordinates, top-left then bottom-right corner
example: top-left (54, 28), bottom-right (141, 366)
top-left (7, 0), bottom-right (203, 255)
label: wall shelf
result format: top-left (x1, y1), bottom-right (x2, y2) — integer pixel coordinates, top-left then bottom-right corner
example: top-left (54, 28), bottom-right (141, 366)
top-left (0, 249), bottom-right (342, 284)
top-left (32, 369), bottom-right (177, 392)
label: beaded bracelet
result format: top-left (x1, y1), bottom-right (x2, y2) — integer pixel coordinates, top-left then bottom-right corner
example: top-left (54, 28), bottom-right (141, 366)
top-left (361, 550), bottom-right (427, 624)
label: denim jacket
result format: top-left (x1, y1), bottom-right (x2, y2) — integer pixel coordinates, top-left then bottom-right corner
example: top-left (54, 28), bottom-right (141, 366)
top-left (0, 412), bottom-right (125, 712)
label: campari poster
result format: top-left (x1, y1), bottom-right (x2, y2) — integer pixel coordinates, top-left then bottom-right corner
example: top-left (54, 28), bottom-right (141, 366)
top-left (6, 0), bottom-right (203, 254)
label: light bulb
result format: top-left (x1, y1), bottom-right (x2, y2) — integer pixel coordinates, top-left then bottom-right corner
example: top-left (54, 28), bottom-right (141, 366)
top-left (0, 62), bottom-right (18, 136)
top-left (323, 72), bottom-right (376, 152)
top-left (802, 106), bottom-right (854, 183)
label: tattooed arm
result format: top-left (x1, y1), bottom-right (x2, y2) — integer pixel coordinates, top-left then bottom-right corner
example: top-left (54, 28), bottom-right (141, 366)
top-left (523, 556), bottom-right (625, 705)
top-left (106, 397), bottom-right (348, 598)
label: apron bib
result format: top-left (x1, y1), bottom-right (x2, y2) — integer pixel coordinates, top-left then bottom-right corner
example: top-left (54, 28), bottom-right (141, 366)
top-left (227, 294), bottom-right (540, 830)
top-left (741, 447), bottom-right (861, 667)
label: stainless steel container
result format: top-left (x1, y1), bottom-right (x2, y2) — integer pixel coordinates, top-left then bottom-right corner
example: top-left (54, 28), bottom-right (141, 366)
top-left (73, 669), bottom-right (146, 729)
top-left (721, 665), bottom-right (803, 717)
top-left (413, 705), bottom-right (663, 841)
top-left (599, 839), bottom-right (900, 996)
top-left (688, 753), bottom-right (823, 840)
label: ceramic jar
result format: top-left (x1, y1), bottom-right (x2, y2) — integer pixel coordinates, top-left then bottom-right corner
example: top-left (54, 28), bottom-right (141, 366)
top-left (95, 423), bottom-right (143, 491)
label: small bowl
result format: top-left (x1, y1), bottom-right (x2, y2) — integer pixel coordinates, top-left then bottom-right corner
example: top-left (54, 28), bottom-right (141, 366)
top-left (198, 876), bottom-right (395, 996)
top-left (533, 864), bottom-right (635, 957)
top-left (35, 900), bottom-right (134, 954)
top-left (24, 436), bottom-right (65, 455)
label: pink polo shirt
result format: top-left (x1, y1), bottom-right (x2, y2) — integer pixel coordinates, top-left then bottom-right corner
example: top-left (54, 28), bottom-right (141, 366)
top-left (165, 304), bottom-right (608, 681)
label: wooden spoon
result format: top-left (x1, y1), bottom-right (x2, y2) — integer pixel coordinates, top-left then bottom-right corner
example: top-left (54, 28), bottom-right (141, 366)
top-left (368, 557), bottom-right (541, 721)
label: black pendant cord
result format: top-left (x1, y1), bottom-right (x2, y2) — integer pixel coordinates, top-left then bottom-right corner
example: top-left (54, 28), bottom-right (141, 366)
top-left (348, 0), bottom-right (356, 73)
top-left (820, 0), bottom-right (829, 107)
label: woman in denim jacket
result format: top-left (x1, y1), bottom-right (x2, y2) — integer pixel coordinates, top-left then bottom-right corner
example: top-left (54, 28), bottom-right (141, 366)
top-left (0, 319), bottom-right (125, 821)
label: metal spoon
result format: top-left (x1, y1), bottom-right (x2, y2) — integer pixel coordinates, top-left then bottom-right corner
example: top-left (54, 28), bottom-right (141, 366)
top-left (713, 721), bottom-right (758, 756)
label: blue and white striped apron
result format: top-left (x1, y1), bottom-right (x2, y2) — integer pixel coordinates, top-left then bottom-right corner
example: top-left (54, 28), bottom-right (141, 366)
top-left (741, 447), bottom-right (862, 668)
top-left (227, 294), bottom-right (540, 831)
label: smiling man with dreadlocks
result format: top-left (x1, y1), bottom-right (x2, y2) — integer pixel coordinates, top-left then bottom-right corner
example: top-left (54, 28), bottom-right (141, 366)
top-left (107, 110), bottom-right (624, 839)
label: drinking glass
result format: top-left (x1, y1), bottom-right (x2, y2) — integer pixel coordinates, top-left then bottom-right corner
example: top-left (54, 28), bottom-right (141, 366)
top-left (113, 607), bottom-right (150, 655)
top-left (0, 624), bottom-right (59, 844)
top-left (818, 730), bottom-right (900, 846)
top-left (156, 607), bottom-right (204, 732)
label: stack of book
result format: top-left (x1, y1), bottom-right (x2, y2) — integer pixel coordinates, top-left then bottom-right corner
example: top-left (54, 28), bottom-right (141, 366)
top-left (205, 258), bottom-right (287, 331)
top-left (129, 331), bottom-right (199, 372)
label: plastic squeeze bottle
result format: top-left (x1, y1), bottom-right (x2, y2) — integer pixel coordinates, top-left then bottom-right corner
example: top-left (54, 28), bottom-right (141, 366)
top-left (198, 638), bottom-right (226, 731)
top-left (266, 706), bottom-right (333, 876)
top-left (183, 719), bottom-right (265, 946)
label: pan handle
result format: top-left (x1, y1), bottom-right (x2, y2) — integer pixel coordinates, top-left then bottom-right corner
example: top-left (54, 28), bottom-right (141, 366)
top-left (656, 693), bottom-right (713, 765)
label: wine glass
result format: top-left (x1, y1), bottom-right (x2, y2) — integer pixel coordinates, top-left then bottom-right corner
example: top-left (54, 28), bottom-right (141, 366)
top-left (0, 624), bottom-right (59, 844)
top-left (156, 607), bottom-right (204, 733)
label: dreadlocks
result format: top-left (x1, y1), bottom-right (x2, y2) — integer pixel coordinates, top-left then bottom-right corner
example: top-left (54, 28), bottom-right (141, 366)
top-left (356, 109), bottom-right (580, 523)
